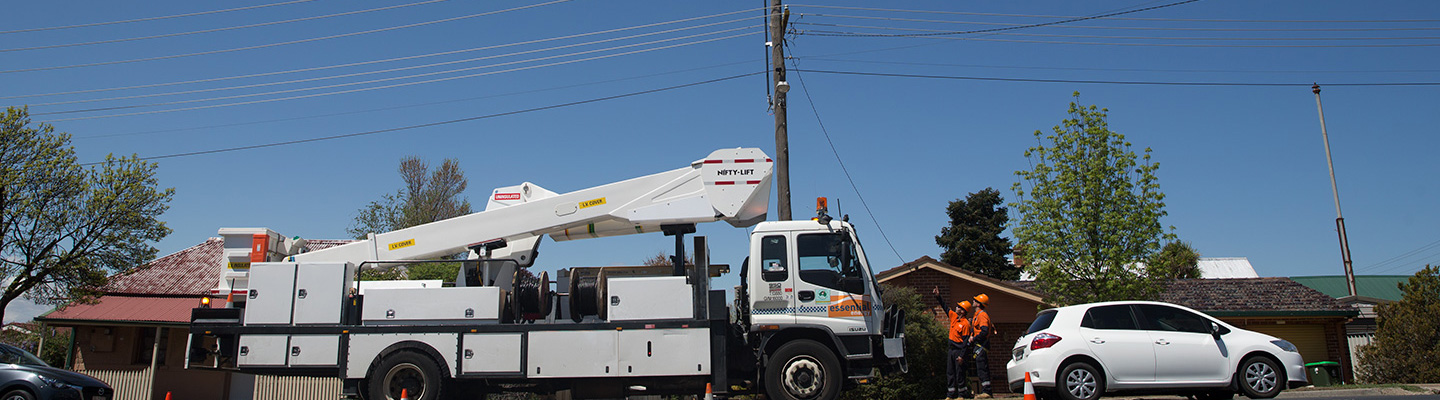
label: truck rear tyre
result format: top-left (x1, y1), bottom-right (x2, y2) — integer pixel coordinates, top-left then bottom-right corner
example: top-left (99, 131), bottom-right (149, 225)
top-left (367, 351), bottom-right (448, 400)
top-left (764, 340), bottom-right (842, 400)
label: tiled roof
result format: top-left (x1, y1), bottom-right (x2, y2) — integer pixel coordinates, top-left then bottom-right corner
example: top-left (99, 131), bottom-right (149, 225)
top-left (1010, 278), bottom-right (1354, 314)
top-left (103, 238), bottom-right (357, 296)
top-left (39, 295), bottom-right (200, 324)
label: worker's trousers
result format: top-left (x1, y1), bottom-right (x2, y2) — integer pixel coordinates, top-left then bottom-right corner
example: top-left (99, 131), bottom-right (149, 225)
top-left (974, 345), bottom-right (991, 394)
top-left (947, 340), bottom-right (971, 398)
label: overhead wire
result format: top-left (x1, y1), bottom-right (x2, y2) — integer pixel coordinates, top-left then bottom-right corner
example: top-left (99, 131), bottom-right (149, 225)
top-left (792, 22), bottom-right (1440, 42)
top-left (22, 16), bottom-right (760, 108)
top-left (793, 33), bottom-right (1440, 48)
top-left (74, 58), bottom-right (761, 140)
top-left (796, 58), bottom-right (1440, 74)
top-left (0, 0), bottom-right (575, 74)
top-left (38, 29), bottom-right (759, 122)
top-left (795, 0), bottom-right (1203, 38)
top-left (1, 0), bottom-right (447, 53)
top-left (79, 71), bottom-right (765, 164)
top-left (797, 13), bottom-right (1440, 32)
top-left (790, 68), bottom-right (1440, 86)
top-left (0, 0), bottom-right (318, 35)
top-left (786, 55), bottom-right (906, 265)
top-left (1358, 238), bottom-right (1440, 273)
top-left (3, 8), bottom-right (767, 100)
top-left (787, 4), bottom-right (1440, 24)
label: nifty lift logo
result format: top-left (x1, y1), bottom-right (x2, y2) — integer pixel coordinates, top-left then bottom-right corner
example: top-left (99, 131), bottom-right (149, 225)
top-left (716, 169), bottom-right (755, 177)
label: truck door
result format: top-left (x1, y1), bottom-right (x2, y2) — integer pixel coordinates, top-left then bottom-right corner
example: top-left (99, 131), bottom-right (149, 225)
top-left (792, 232), bottom-right (872, 336)
top-left (748, 234), bottom-right (795, 325)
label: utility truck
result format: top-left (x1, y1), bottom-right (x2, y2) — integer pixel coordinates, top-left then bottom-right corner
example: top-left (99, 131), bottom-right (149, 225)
top-left (187, 148), bottom-right (907, 400)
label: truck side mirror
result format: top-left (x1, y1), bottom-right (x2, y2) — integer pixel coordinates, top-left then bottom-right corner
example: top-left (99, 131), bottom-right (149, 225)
top-left (841, 277), bottom-right (864, 294)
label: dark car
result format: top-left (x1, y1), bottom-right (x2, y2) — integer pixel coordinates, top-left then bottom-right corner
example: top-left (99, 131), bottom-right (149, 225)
top-left (0, 343), bottom-right (112, 400)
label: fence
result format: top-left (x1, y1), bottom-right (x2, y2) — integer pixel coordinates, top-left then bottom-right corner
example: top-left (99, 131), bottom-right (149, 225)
top-left (253, 375), bottom-right (342, 400)
top-left (85, 367), bottom-right (153, 400)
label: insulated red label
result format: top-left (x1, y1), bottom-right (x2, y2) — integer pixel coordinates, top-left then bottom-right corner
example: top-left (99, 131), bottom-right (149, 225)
top-left (494, 193), bottom-right (521, 201)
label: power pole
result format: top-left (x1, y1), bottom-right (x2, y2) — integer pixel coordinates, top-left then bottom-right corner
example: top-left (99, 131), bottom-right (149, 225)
top-left (1313, 83), bottom-right (1357, 299)
top-left (769, 0), bottom-right (791, 220)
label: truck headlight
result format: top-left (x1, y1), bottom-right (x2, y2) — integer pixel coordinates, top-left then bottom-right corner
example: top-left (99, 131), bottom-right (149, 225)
top-left (1271, 339), bottom-right (1298, 353)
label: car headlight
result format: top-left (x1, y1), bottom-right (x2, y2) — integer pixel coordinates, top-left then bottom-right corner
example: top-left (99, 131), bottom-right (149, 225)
top-left (1271, 339), bottom-right (1298, 353)
top-left (38, 375), bottom-right (82, 392)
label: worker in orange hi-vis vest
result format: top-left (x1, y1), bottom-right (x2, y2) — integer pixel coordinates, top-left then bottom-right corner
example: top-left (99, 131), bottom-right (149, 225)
top-left (934, 287), bottom-right (976, 400)
top-left (970, 293), bottom-right (994, 398)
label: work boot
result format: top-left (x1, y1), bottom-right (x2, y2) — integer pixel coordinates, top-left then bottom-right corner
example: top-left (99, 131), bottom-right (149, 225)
top-left (976, 394), bottom-right (992, 399)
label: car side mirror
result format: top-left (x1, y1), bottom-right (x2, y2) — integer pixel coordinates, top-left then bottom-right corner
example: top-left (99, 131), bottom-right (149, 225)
top-left (1210, 322), bottom-right (1223, 339)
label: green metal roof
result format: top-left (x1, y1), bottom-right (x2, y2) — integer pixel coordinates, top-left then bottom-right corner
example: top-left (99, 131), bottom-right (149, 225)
top-left (1290, 275), bottom-right (1409, 301)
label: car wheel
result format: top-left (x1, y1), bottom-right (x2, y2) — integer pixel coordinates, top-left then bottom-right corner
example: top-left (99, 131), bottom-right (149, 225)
top-left (1, 389), bottom-right (35, 400)
top-left (1057, 362), bottom-right (1104, 400)
top-left (764, 340), bottom-right (842, 400)
top-left (367, 350), bottom-right (449, 400)
top-left (1237, 356), bottom-right (1283, 399)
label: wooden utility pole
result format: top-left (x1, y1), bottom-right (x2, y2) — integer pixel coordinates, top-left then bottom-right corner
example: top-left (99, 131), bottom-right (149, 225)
top-left (770, 0), bottom-right (791, 220)
top-left (1313, 83), bottom-right (1357, 298)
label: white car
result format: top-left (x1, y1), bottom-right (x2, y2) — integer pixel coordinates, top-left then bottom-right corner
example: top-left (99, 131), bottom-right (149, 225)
top-left (1006, 301), bottom-right (1307, 400)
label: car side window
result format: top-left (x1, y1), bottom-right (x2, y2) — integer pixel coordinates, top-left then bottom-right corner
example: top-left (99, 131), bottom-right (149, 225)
top-left (1081, 305), bottom-right (1140, 330)
top-left (760, 235), bottom-right (788, 282)
top-left (796, 233), bottom-right (863, 291)
top-left (1137, 304), bottom-right (1212, 334)
top-left (0, 347), bottom-right (19, 364)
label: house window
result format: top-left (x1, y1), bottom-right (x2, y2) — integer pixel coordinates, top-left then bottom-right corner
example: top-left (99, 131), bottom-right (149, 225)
top-left (135, 328), bottom-right (169, 366)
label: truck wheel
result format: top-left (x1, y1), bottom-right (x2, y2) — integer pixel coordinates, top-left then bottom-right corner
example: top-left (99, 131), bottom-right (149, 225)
top-left (368, 351), bottom-right (448, 400)
top-left (1237, 356), bottom-right (1283, 399)
top-left (764, 340), bottom-right (841, 400)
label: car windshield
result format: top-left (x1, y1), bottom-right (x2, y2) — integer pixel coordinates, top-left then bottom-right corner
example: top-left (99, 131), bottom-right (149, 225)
top-left (1026, 310), bottom-right (1058, 334)
top-left (0, 345), bottom-right (49, 367)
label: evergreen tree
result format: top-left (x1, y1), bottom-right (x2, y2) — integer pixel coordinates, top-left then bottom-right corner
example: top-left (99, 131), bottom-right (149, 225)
top-left (935, 188), bottom-right (1016, 280)
top-left (1356, 265), bottom-right (1440, 383)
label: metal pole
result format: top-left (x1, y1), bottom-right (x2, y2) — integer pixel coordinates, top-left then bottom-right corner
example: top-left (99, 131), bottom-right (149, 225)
top-left (770, 0), bottom-right (791, 220)
top-left (1313, 83), bottom-right (1357, 298)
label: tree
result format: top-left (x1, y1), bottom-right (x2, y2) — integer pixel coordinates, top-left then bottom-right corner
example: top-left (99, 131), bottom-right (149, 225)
top-left (1356, 265), bottom-right (1440, 383)
top-left (1148, 241), bottom-right (1201, 280)
top-left (350, 156), bottom-right (471, 281)
top-left (1011, 93), bottom-right (1173, 306)
top-left (841, 284), bottom-right (945, 400)
top-left (935, 188), bottom-right (1016, 280)
top-left (0, 107), bottom-right (173, 323)
top-left (640, 251), bottom-right (693, 268)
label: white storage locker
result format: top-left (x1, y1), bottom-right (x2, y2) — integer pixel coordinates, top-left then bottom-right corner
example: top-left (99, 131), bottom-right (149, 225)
top-left (237, 334), bottom-right (289, 367)
top-left (244, 263), bottom-right (297, 325)
top-left (527, 330), bottom-right (616, 378)
top-left (288, 335), bottom-right (341, 366)
top-left (460, 333), bottom-right (523, 374)
top-left (361, 287), bottom-right (501, 324)
top-left (293, 262), bottom-right (356, 325)
top-left (617, 328), bottom-right (710, 376)
top-left (606, 276), bottom-right (693, 321)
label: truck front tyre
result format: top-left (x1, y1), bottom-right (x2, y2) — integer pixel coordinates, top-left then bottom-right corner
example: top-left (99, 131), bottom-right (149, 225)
top-left (764, 340), bottom-right (842, 400)
top-left (367, 351), bottom-right (449, 400)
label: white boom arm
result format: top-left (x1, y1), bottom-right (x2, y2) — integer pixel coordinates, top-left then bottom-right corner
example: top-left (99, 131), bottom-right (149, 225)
top-left (289, 148), bottom-right (772, 266)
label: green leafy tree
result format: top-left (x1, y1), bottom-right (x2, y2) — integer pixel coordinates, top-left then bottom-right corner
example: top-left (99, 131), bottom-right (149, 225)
top-left (0, 107), bottom-right (173, 323)
top-left (1356, 265), bottom-right (1440, 383)
top-left (841, 284), bottom-right (945, 400)
top-left (1011, 93), bottom-right (1173, 306)
top-left (935, 188), bottom-right (1016, 280)
top-left (1148, 241), bottom-right (1201, 280)
top-left (351, 156), bottom-right (471, 281)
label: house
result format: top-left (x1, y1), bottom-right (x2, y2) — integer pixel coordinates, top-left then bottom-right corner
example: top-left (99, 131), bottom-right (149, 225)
top-left (879, 256), bottom-right (1358, 390)
top-left (1291, 275), bottom-right (1411, 368)
top-left (36, 238), bottom-right (351, 400)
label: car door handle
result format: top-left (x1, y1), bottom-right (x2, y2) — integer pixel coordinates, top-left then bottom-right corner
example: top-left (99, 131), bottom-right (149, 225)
top-left (1089, 338), bottom-right (1105, 344)
top-left (1155, 339), bottom-right (1171, 345)
top-left (798, 290), bottom-right (815, 302)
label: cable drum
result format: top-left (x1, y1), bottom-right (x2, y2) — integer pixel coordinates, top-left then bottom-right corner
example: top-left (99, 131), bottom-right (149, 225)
top-left (569, 274), bottom-right (600, 322)
top-left (512, 270), bottom-right (552, 321)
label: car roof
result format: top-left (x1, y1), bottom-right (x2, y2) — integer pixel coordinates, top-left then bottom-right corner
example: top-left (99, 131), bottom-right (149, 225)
top-left (1043, 300), bottom-right (1205, 314)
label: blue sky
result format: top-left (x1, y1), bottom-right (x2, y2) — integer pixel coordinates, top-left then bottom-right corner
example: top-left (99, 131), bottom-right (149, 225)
top-left (4, 1), bottom-right (1438, 321)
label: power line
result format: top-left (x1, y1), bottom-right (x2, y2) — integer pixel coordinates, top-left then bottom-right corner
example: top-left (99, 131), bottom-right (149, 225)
top-left (1, 0), bottom-right (446, 53)
top-left (788, 4), bottom-right (1440, 24)
top-left (23, 18), bottom-right (759, 108)
top-left (799, 57), bottom-right (1440, 74)
top-left (82, 72), bottom-right (763, 164)
top-left (797, 32), bottom-right (1440, 47)
top-left (1358, 237), bottom-right (1440, 272)
top-left (74, 59), bottom-right (761, 140)
top-left (0, 0), bottom-right (575, 74)
top-left (796, 0), bottom-right (1203, 38)
top-left (791, 68), bottom-right (1440, 86)
top-left (800, 13), bottom-right (1440, 32)
top-left (786, 58), bottom-right (906, 265)
top-left (39, 31), bottom-right (757, 122)
top-left (793, 22), bottom-right (1440, 41)
top-left (3, 8), bottom-right (766, 100)
top-left (0, 0), bottom-right (318, 35)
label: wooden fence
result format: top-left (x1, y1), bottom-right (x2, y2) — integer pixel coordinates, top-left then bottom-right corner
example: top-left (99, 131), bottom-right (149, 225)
top-left (85, 367), bottom-right (152, 400)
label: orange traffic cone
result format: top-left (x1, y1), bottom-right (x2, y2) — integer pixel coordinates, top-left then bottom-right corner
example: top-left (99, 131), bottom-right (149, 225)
top-left (164, 392), bottom-right (172, 400)
top-left (400, 388), bottom-right (410, 400)
top-left (704, 382), bottom-right (714, 400)
top-left (1023, 372), bottom-right (1037, 400)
